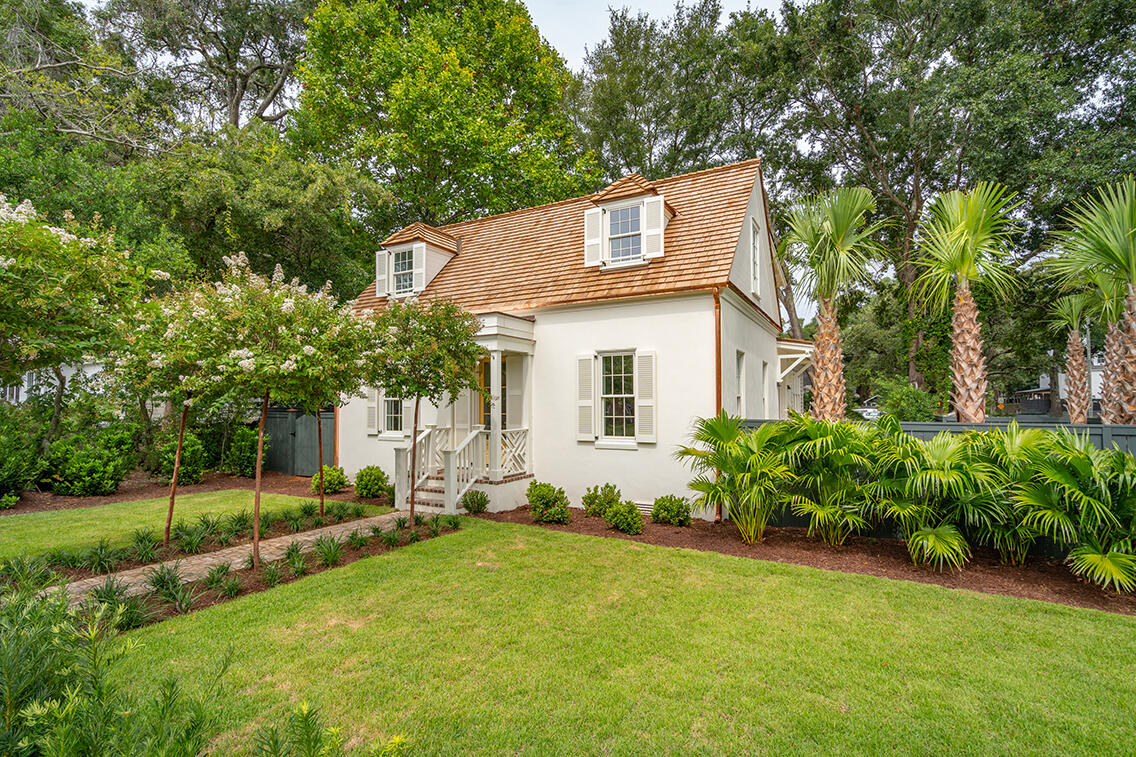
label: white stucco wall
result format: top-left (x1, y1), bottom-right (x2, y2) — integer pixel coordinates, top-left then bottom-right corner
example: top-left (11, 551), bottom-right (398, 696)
top-left (529, 294), bottom-right (717, 508)
top-left (719, 291), bottom-right (781, 420)
top-left (726, 168), bottom-right (781, 323)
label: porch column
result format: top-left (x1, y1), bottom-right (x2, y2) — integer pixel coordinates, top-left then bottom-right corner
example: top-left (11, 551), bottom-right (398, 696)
top-left (489, 348), bottom-right (503, 482)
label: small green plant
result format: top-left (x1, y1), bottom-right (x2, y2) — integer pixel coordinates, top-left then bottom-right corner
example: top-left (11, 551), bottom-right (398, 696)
top-left (354, 465), bottom-right (393, 499)
top-left (527, 481), bottom-right (570, 524)
top-left (259, 510), bottom-right (277, 533)
top-left (46, 549), bottom-right (83, 569)
top-left (215, 529), bottom-right (237, 546)
top-left (131, 529), bottom-right (159, 563)
top-left (650, 495), bottom-right (691, 526)
top-left (219, 575), bottom-right (242, 598)
top-left (287, 549), bottom-right (307, 577)
top-left (178, 526), bottom-right (208, 554)
top-left (313, 534), bottom-right (343, 567)
top-left (171, 518), bottom-right (192, 541)
top-left (285, 513), bottom-right (305, 532)
top-left (380, 529), bottom-right (400, 547)
top-left (907, 524), bottom-right (971, 571)
top-left (311, 465), bottom-right (349, 494)
top-left (226, 509), bottom-right (253, 534)
top-left (83, 539), bottom-right (126, 574)
top-left (168, 582), bottom-right (199, 613)
top-left (203, 562), bottom-right (231, 590)
top-left (428, 516), bottom-right (442, 537)
top-left (299, 500), bottom-right (318, 517)
top-left (242, 552), bottom-right (256, 571)
top-left (446, 515), bottom-right (462, 530)
top-left (349, 503), bottom-right (366, 518)
top-left (0, 553), bottom-right (53, 586)
top-left (221, 425), bottom-right (267, 477)
top-left (413, 513), bottom-right (426, 527)
top-left (87, 576), bottom-right (128, 606)
top-left (370, 523), bottom-right (387, 538)
top-left (328, 501), bottom-right (349, 522)
top-left (461, 489), bottom-right (490, 514)
top-left (196, 512), bottom-right (222, 534)
top-left (346, 529), bottom-right (368, 549)
top-left (263, 562), bottom-right (282, 587)
top-left (394, 515), bottom-right (408, 531)
top-left (308, 515), bottom-right (324, 528)
top-left (407, 530), bottom-right (420, 544)
top-left (582, 483), bottom-right (621, 519)
top-left (284, 541), bottom-right (302, 562)
top-left (605, 500), bottom-right (645, 535)
top-left (0, 492), bottom-right (18, 509)
top-left (145, 562), bottom-right (183, 601)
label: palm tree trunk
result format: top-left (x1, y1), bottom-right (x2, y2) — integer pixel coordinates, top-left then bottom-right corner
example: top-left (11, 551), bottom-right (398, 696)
top-left (950, 281), bottom-right (988, 423)
top-left (1065, 328), bottom-right (1090, 425)
top-left (1101, 321), bottom-right (1123, 424)
top-left (252, 390), bottom-right (269, 569)
top-left (1120, 284), bottom-right (1136, 424)
top-left (810, 297), bottom-right (845, 421)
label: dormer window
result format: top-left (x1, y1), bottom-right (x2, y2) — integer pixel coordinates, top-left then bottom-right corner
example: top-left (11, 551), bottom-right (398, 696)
top-left (608, 205), bottom-right (642, 263)
top-left (392, 248), bottom-right (414, 295)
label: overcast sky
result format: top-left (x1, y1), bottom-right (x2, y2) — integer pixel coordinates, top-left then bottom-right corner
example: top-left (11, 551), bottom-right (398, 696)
top-left (526, 1), bottom-right (781, 70)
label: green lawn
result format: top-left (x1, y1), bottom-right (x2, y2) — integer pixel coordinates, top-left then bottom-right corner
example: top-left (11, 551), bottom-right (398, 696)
top-left (116, 519), bottom-right (1136, 755)
top-left (0, 490), bottom-right (387, 558)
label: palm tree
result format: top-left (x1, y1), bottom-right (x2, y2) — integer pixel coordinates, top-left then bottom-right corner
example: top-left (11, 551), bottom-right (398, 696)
top-left (914, 182), bottom-right (1019, 423)
top-left (1052, 178), bottom-right (1136, 424)
top-left (1050, 295), bottom-right (1091, 424)
top-left (783, 187), bottom-right (887, 421)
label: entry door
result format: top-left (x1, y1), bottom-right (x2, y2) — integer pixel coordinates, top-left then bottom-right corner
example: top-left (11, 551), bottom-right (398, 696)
top-left (477, 357), bottom-right (507, 428)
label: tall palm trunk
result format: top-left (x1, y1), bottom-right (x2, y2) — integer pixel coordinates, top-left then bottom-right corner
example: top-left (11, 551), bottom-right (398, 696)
top-left (1120, 284), bottom-right (1136, 424)
top-left (1064, 328), bottom-right (1090, 425)
top-left (950, 280), bottom-right (987, 423)
top-left (1102, 321), bottom-right (1123, 424)
top-left (810, 297), bottom-right (845, 421)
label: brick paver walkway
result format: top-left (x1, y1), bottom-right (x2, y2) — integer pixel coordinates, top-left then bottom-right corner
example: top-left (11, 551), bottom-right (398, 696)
top-left (65, 511), bottom-right (401, 604)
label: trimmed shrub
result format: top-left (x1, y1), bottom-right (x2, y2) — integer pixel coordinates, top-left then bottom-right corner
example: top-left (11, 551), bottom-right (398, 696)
top-left (0, 405), bottom-right (37, 497)
top-left (221, 426), bottom-right (267, 478)
top-left (47, 440), bottom-right (131, 496)
top-left (650, 495), bottom-right (691, 526)
top-left (0, 493), bottom-right (17, 510)
top-left (582, 483), bottom-right (621, 519)
top-left (311, 465), bottom-right (348, 495)
top-left (461, 489), bottom-right (490, 513)
top-left (605, 500), bottom-right (644, 535)
top-left (354, 465), bottom-right (393, 499)
top-left (156, 432), bottom-right (206, 485)
top-left (527, 481), bottom-right (570, 524)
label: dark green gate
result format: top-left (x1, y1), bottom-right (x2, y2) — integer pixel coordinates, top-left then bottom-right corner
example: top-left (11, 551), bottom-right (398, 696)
top-left (263, 408), bottom-right (335, 477)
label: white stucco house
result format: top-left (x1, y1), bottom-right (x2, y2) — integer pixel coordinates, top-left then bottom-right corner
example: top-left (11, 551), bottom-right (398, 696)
top-left (337, 160), bottom-right (813, 512)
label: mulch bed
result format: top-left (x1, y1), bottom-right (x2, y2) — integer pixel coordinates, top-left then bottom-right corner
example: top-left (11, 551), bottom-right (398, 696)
top-left (480, 507), bottom-right (1136, 617)
top-left (2, 469), bottom-right (370, 517)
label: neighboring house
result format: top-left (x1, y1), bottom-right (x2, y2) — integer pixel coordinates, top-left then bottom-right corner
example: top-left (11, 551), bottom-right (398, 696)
top-left (338, 160), bottom-right (814, 513)
top-left (1024, 354), bottom-right (1106, 416)
top-left (0, 363), bottom-right (102, 404)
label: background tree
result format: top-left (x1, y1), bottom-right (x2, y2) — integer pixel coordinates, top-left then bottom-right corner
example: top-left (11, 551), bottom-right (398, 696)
top-left (299, 0), bottom-right (601, 228)
top-left (783, 187), bottom-right (886, 421)
top-left (915, 183), bottom-right (1018, 422)
top-left (366, 300), bottom-right (483, 523)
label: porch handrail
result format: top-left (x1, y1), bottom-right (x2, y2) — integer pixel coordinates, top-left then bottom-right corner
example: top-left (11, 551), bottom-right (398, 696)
top-left (501, 427), bottom-right (529, 477)
top-left (443, 427), bottom-right (487, 513)
top-left (412, 425), bottom-right (435, 489)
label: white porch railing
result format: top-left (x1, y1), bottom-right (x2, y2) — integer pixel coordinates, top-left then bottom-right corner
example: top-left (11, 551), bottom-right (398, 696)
top-left (412, 426), bottom-right (436, 488)
top-left (444, 428), bottom-right (488, 511)
top-left (501, 428), bottom-right (528, 476)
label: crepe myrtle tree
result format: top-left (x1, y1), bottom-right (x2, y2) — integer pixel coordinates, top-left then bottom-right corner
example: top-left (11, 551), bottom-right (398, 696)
top-left (365, 299), bottom-right (483, 523)
top-left (200, 253), bottom-right (370, 567)
top-left (0, 195), bottom-right (144, 449)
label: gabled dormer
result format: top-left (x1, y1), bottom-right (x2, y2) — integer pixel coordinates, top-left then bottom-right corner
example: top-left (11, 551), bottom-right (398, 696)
top-left (376, 222), bottom-right (458, 299)
top-left (584, 174), bottom-right (675, 270)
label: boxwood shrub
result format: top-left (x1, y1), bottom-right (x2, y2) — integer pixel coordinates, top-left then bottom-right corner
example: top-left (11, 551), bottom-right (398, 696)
top-left (605, 500), bottom-right (644, 535)
top-left (461, 489), bottom-right (490, 514)
top-left (156, 432), bottom-right (205, 485)
top-left (47, 441), bottom-right (131, 497)
top-left (650, 494), bottom-right (691, 526)
top-left (311, 465), bottom-right (349, 494)
top-left (221, 426), bottom-right (267, 478)
top-left (353, 465), bottom-right (393, 499)
top-left (582, 483), bottom-right (621, 519)
top-left (526, 481), bottom-right (570, 524)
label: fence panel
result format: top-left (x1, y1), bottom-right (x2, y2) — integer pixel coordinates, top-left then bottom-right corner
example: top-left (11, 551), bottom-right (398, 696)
top-left (262, 408), bottom-right (336, 476)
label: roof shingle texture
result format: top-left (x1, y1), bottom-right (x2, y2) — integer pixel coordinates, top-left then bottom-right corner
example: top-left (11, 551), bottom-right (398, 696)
top-left (355, 159), bottom-right (762, 314)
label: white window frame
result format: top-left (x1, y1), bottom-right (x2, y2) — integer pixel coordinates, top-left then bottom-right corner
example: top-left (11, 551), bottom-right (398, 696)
top-left (735, 350), bottom-right (746, 417)
top-left (750, 218), bottom-right (761, 297)
top-left (383, 395), bottom-right (403, 434)
top-left (606, 203), bottom-right (643, 267)
top-left (391, 248), bottom-right (414, 296)
top-left (598, 351), bottom-right (636, 441)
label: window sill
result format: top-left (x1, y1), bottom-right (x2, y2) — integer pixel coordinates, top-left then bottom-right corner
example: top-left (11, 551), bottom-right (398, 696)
top-left (594, 439), bottom-right (638, 450)
top-left (600, 258), bottom-right (649, 271)
top-left (367, 432), bottom-right (407, 441)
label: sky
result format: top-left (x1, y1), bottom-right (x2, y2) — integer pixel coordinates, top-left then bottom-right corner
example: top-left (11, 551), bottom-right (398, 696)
top-left (525, 0), bottom-right (782, 70)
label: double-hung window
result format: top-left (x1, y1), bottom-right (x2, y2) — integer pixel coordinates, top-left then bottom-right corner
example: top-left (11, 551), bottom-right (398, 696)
top-left (600, 353), bottom-right (636, 438)
top-left (384, 396), bottom-right (403, 433)
top-left (392, 249), bottom-right (414, 295)
top-left (608, 206), bottom-right (642, 264)
top-left (751, 219), bottom-right (761, 296)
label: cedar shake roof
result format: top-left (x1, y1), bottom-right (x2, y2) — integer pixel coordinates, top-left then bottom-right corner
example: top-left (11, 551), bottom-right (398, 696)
top-left (591, 173), bottom-right (658, 203)
top-left (355, 159), bottom-right (765, 315)
top-left (382, 221), bottom-right (458, 253)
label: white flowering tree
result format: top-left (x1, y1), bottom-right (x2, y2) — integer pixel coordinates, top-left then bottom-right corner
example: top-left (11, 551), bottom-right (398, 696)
top-left (0, 195), bottom-right (143, 447)
top-left (200, 253), bottom-right (369, 566)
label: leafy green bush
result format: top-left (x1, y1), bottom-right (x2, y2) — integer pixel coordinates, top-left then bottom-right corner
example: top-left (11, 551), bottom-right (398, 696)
top-left (526, 481), bottom-right (570, 524)
top-left (253, 702), bottom-right (410, 757)
top-left (0, 404), bottom-right (37, 497)
top-left (263, 562), bottom-right (282, 587)
top-left (874, 375), bottom-right (938, 422)
top-left (46, 438), bottom-right (132, 496)
top-left (461, 489), bottom-right (490, 513)
top-left (354, 465), bottom-right (393, 499)
top-left (604, 500), bottom-right (644, 535)
top-left (327, 501), bottom-right (349, 522)
top-left (582, 483), bottom-right (621, 519)
top-left (650, 494), bottom-right (691, 526)
top-left (313, 534), bottom-right (343, 566)
top-left (221, 426), bottom-right (267, 477)
top-left (311, 465), bottom-right (348, 494)
top-left (0, 492), bottom-right (18, 510)
top-left (156, 431), bottom-right (206, 485)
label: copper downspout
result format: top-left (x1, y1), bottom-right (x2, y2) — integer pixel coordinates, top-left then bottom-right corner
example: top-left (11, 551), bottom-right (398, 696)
top-left (713, 287), bottom-right (723, 523)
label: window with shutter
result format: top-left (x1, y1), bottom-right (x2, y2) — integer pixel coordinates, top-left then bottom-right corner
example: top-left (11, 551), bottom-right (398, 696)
top-left (391, 249), bottom-right (413, 295)
top-left (600, 352), bottom-right (636, 438)
top-left (375, 252), bottom-right (389, 297)
top-left (584, 208), bottom-right (602, 267)
top-left (750, 219), bottom-right (761, 296)
top-left (576, 355), bottom-right (595, 440)
top-left (384, 396), bottom-right (403, 432)
top-left (365, 388), bottom-right (379, 434)
top-left (634, 351), bottom-right (657, 443)
top-left (412, 242), bottom-right (426, 291)
top-left (643, 196), bottom-right (665, 259)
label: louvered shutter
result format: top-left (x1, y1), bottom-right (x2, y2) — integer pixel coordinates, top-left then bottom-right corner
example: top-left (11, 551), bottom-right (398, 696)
top-left (412, 242), bottom-right (426, 291)
top-left (576, 354), bottom-right (595, 440)
top-left (584, 208), bottom-right (603, 267)
top-left (643, 197), bottom-right (665, 259)
top-left (635, 351), bottom-right (657, 443)
top-left (365, 388), bottom-right (379, 434)
top-left (375, 252), bottom-right (389, 297)
top-left (401, 398), bottom-right (413, 433)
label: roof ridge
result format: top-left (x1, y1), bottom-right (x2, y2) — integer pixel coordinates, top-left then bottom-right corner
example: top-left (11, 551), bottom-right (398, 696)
top-left (653, 158), bottom-right (762, 186)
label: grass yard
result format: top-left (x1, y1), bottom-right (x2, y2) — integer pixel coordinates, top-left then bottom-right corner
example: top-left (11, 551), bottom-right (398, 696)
top-left (115, 519), bottom-right (1136, 755)
top-left (0, 490), bottom-right (387, 558)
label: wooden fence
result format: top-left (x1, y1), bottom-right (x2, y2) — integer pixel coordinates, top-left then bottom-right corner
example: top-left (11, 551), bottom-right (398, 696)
top-left (262, 408), bottom-right (335, 477)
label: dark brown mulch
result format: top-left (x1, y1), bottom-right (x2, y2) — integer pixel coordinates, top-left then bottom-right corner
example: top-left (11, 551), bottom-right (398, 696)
top-left (479, 507), bottom-right (1136, 617)
top-left (2, 470), bottom-right (374, 517)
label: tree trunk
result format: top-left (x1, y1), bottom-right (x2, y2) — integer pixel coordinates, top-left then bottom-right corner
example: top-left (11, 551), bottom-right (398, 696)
top-left (138, 396), bottom-right (152, 448)
top-left (950, 281), bottom-right (988, 423)
top-left (1120, 283), bottom-right (1136, 424)
top-left (408, 397), bottom-right (421, 523)
top-left (164, 403), bottom-right (189, 548)
top-left (810, 297), bottom-right (846, 421)
top-left (1065, 327), bottom-right (1090, 425)
top-left (316, 408), bottom-right (325, 516)
top-left (1047, 364), bottom-right (1063, 418)
top-left (42, 366), bottom-right (67, 452)
top-left (778, 274), bottom-right (804, 339)
top-left (1101, 321), bottom-right (1123, 424)
top-left (252, 390), bottom-right (269, 569)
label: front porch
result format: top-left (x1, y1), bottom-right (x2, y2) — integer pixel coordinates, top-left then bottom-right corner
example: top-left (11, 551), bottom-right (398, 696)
top-left (392, 313), bottom-right (535, 513)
